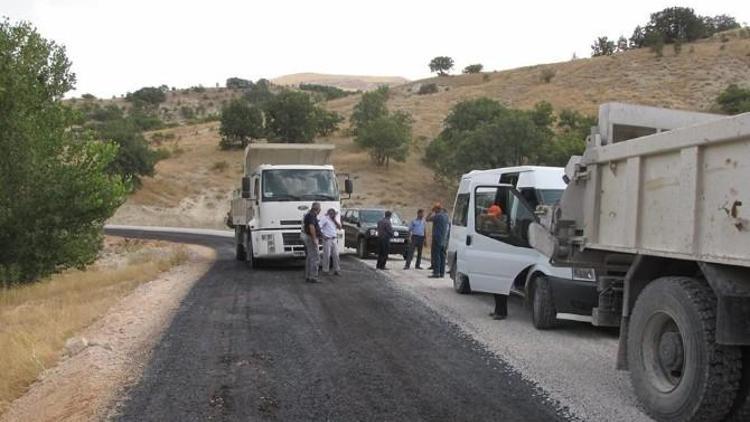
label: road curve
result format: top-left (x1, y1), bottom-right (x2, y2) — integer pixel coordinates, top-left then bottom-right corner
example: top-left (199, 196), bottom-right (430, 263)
top-left (104, 226), bottom-right (566, 421)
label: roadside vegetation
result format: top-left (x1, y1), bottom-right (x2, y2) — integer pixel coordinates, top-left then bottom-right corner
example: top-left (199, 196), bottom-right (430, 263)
top-left (425, 98), bottom-right (594, 181)
top-left (0, 239), bottom-right (189, 414)
top-left (0, 19), bottom-right (130, 285)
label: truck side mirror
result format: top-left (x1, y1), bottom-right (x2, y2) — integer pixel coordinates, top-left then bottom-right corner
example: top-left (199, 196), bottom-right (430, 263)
top-left (344, 179), bottom-right (353, 195)
top-left (241, 176), bottom-right (251, 199)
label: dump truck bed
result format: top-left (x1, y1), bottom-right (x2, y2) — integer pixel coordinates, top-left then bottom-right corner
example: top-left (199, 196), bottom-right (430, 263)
top-left (573, 111), bottom-right (750, 267)
top-left (244, 143), bottom-right (334, 175)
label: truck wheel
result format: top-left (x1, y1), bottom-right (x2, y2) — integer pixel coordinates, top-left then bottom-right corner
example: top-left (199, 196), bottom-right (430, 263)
top-left (235, 228), bottom-right (246, 261)
top-left (531, 274), bottom-right (557, 330)
top-left (236, 243), bottom-right (246, 261)
top-left (627, 276), bottom-right (742, 422)
top-left (726, 348), bottom-right (750, 421)
top-left (450, 256), bottom-right (471, 294)
top-left (357, 237), bottom-right (368, 259)
top-left (245, 238), bottom-right (260, 269)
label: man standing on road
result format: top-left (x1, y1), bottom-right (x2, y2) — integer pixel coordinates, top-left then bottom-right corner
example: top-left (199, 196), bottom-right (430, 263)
top-left (404, 209), bottom-right (425, 270)
top-left (302, 202), bottom-right (322, 283)
top-left (319, 208), bottom-right (342, 276)
top-left (376, 210), bottom-right (394, 270)
top-left (427, 203), bottom-right (449, 278)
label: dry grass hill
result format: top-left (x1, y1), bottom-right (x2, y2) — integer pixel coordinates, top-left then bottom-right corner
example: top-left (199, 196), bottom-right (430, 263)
top-left (271, 72), bottom-right (409, 91)
top-left (110, 33), bottom-right (750, 229)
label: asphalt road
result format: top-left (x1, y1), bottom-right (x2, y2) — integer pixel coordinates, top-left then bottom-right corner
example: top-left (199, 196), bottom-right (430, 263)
top-left (106, 227), bottom-right (566, 421)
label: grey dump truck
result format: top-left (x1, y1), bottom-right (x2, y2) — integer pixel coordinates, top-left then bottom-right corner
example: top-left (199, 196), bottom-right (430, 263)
top-left (529, 103), bottom-right (750, 422)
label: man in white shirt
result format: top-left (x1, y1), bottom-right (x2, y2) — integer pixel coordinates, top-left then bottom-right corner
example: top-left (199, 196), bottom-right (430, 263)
top-left (319, 208), bottom-right (342, 276)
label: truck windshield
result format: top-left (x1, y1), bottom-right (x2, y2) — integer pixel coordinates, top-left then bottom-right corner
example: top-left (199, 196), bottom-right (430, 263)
top-left (262, 169), bottom-right (338, 202)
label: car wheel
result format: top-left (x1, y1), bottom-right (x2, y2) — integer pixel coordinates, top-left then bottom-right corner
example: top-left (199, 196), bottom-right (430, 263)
top-left (531, 274), bottom-right (557, 329)
top-left (450, 256), bottom-right (471, 294)
top-left (357, 237), bottom-right (368, 259)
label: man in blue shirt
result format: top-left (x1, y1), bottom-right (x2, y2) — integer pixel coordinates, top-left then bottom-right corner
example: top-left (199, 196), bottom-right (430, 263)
top-left (426, 203), bottom-right (450, 278)
top-left (403, 209), bottom-right (425, 270)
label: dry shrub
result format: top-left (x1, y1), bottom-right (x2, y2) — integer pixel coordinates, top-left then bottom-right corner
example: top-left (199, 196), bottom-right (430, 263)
top-left (0, 244), bottom-right (189, 413)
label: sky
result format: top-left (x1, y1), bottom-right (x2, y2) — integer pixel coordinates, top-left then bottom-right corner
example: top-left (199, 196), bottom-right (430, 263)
top-left (3, 0), bottom-right (749, 98)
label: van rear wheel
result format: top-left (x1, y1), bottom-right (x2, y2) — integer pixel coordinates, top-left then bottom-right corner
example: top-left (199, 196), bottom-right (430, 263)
top-left (627, 276), bottom-right (742, 422)
top-left (450, 256), bottom-right (471, 294)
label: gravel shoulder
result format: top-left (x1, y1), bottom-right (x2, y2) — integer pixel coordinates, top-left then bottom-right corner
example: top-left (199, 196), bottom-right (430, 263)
top-left (358, 253), bottom-right (653, 422)
top-left (0, 245), bottom-right (215, 422)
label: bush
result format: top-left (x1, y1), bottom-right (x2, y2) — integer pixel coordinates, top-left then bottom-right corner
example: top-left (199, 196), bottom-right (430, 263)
top-left (264, 91), bottom-right (326, 143)
top-left (463, 64), bottom-right (483, 74)
top-left (299, 83), bottom-right (352, 101)
top-left (417, 83), bottom-right (438, 95)
top-left (716, 84), bottom-right (750, 114)
top-left (126, 87), bottom-right (166, 107)
top-left (226, 77), bottom-right (253, 89)
top-left (540, 67), bottom-right (556, 83)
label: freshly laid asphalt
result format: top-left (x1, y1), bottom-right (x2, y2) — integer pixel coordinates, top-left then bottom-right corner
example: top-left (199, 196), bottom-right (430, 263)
top-left (106, 228), bottom-right (566, 422)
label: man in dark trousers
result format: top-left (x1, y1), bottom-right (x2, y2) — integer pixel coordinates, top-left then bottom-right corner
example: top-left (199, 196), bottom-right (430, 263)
top-left (302, 202), bottom-right (322, 283)
top-left (427, 203), bottom-right (449, 278)
top-left (376, 210), bottom-right (394, 270)
top-left (404, 209), bottom-right (425, 270)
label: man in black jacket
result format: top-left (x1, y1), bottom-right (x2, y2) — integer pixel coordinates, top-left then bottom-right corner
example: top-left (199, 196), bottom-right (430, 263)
top-left (376, 211), bottom-right (394, 270)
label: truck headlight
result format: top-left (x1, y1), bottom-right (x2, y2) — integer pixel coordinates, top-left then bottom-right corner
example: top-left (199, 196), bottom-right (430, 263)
top-left (368, 229), bottom-right (378, 237)
top-left (572, 267), bottom-right (596, 281)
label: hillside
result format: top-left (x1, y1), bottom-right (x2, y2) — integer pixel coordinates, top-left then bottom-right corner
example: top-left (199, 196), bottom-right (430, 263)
top-left (327, 32), bottom-right (750, 140)
top-left (271, 73), bottom-right (409, 91)
top-left (110, 34), bottom-right (750, 229)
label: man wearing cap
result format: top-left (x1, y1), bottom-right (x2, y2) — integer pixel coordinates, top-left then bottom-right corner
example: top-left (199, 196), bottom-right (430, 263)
top-left (426, 203), bottom-right (450, 278)
top-left (319, 208), bottom-right (342, 276)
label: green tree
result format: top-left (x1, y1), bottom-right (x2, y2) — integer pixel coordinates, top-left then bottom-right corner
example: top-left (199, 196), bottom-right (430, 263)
top-left (219, 99), bottom-right (265, 148)
top-left (349, 86), bottom-right (389, 133)
top-left (429, 56), bottom-right (454, 76)
top-left (463, 64), bottom-right (483, 74)
top-left (314, 108), bottom-right (343, 137)
top-left (244, 78), bottom-right (274, 106)
top-left (716, 84), bottom-right (750, 114)
top-left (0, 19), bottom-right (127, 284)
top-left (264, 90), bottom-right (319, 142)
top-left (226, 77), bottom-right (253, 89)
top-left (539, 109), bottom-right (597, 166)
top-left (591, 36), bottom-right (615, 56)
top-left (355, 111), bottom-right (412, 167)
top-left (94, 117), bottom-right (158, 182)
top-left (126, 86), bottom-right (166, 107)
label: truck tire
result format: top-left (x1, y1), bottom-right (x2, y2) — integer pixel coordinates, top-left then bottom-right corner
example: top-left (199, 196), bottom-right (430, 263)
top-left (531, 274), bottom-right (557, 330)
top-left (235, 228), bottom-right (246, 261)
top-left (450, 256), bottom-right (471, 294)
top-left (236, 243), bottom-right (246, 261)
top-left (627, 276), bottom-right (742, 422)
top-left (356, 237), bottom-right (368, 259)
top-left (245, 236), bottom-right (260, 269)
top-left (727, 348), bottom-right (750, 421)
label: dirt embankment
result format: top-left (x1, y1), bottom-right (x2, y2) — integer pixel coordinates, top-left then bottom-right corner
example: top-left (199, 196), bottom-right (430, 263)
top-left (0, 243), bottom-right (215, 422)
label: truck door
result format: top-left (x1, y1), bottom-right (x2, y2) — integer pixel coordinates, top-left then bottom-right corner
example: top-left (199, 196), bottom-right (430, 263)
top-left (465, 185), bottom-right (537, 295)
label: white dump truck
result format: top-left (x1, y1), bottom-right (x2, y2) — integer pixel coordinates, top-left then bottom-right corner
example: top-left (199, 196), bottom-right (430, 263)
top-left (529, 103), bottom-right (750, 422)
top-left (227, 143), bottom-right (352, 267)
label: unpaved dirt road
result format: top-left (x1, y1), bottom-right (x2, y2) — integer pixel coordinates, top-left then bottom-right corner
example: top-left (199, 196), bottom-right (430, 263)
top-left (105, 228), bottom-right (564, 421)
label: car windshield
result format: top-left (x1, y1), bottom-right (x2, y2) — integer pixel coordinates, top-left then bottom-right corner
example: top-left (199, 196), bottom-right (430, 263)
top-left (537, 189), bottom-right (564, 205)
top-left (262, 169), bottom-right (338, 202)
top-left (359, 210), bottom-right (403, 225)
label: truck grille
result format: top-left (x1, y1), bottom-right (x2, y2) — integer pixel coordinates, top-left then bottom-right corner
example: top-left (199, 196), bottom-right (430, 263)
top-left (282, 232), bottom-right (305, 252)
